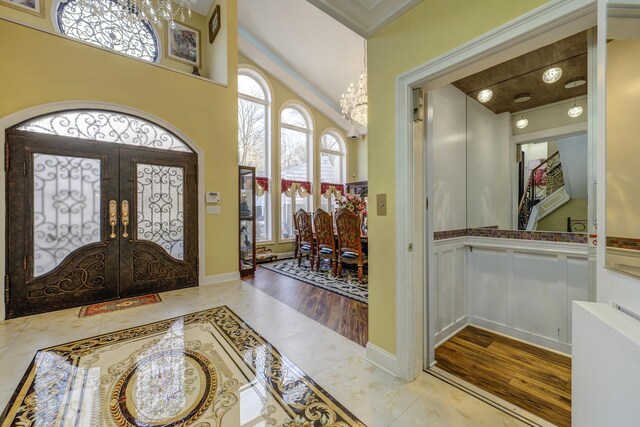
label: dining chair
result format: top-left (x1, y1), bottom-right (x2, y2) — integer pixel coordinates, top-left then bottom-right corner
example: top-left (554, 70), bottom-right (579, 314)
top-left (335, 208), bottom-right (368, 284)
top-left (313, 208), bottom-right (337, 275)
top-left (293, 209), bottom-right (300, 259)
top-left (294, 209), bottom-right (314, 270)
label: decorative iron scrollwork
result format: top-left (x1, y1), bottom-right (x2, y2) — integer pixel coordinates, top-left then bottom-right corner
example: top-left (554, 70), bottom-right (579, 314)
top-left (17, 110), bottom-right (192, 153)
top-left (29, 253), bottom-right (106, 298)
top-left (56, 0), bottom-right (159, 63)
top-left (133, 250), bottom-right (187, 282)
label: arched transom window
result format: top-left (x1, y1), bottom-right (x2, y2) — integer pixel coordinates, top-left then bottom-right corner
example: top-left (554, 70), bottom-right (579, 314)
top-left (56, 0), bottom-right (159, 62)
top-left (320, 131), bottom-right (346, 212)
top-left (16, 110), bottom-right (192, 152)
top-left (238, 69), bottom-right (272, 242)
top-left (280, 105), bottom-right (312, 240)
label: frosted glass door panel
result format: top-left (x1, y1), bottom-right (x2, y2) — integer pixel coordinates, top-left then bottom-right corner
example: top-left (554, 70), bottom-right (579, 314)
top-left (137, 164), bottom-right (185, 260)
top-left (33, 153), bottom-right (102, 277)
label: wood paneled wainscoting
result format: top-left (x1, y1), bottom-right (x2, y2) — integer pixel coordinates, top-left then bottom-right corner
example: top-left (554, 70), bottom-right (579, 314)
top-left (433, 236), bottom-right (589, 353)
top-left (431, 235), bottom-right (589, 426)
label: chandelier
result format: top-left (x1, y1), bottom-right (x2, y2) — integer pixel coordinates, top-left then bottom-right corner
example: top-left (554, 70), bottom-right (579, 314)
top-left (76, 0), bottom-right (197, 29)
top-left (340, 40), bottom-right (368, 128)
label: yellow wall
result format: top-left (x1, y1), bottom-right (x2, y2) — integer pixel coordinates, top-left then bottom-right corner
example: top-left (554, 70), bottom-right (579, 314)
top-left (0, 0), bottom-right (216, 78)
top-left (238, 53), bottom-right (355, 254)
top-left (367, 0), bottom-right (550, 353)
top-left (537, 198), bottom-right (588, 232)
top-left (0, 0), bottom-right (238, 277)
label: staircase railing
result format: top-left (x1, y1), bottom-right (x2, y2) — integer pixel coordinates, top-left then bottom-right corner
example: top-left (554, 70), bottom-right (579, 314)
top-left (517, 151), bottom-right (564, 230)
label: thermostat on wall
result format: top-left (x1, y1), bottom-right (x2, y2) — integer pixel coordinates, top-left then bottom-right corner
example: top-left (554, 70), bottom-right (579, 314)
top-left (206, 192), bottom-right (220, 203)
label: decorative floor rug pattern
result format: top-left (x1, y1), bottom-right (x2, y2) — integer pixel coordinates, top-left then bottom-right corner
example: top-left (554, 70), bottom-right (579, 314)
top-left (1, 306), bottom-right (366, 426)
top-left (261, 259), bottom-right (368, 304)
top-left (78, 293), bottom-right (162, 317)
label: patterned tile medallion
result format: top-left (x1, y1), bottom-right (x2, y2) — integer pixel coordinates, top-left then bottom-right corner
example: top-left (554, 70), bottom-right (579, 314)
top-left (261, 259), bottom-right (368, 304)
top-left (78, 293), bottom-right (162, 317)
top-left (0, 306), bottom-right (366, 426)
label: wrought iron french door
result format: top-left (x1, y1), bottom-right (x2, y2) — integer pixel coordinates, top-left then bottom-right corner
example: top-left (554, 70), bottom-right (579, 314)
top-left (5, 131), bottom-right (198, 318)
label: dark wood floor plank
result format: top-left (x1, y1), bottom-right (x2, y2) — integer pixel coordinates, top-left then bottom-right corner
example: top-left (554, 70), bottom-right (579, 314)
top-left (436, 326), bottom-right (572, 427)
top-left (468, 325), bottom-right (571, 369)
top-left (242, 266), bottom-right (368, 347)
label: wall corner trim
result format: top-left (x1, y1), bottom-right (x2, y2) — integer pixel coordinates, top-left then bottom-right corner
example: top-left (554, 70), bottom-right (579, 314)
top-left (201, 272), bottom-right (241, 286)
top-left (365, 342), bottom-right (398, 377)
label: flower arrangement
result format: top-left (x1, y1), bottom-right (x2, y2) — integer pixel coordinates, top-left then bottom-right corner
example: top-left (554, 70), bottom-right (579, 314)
top-left (337, 193), bottom-right (367, 217)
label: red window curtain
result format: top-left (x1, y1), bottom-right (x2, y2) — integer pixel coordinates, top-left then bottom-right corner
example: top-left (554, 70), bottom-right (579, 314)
top-left (255, 176), bottom-right (269, 192)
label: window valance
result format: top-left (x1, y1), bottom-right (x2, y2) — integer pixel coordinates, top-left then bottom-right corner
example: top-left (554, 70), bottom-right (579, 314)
top-left (281, 179), bottom-right (312, 198)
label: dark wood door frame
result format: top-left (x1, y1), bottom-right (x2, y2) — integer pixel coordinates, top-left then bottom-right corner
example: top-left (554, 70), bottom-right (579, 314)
top-left (5, 130), bottom-right (198, 318)
top-left (119, 148), bottom-right (198, 297)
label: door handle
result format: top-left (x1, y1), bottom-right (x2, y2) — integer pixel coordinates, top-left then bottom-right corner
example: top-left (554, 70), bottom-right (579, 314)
top-left (121, 200), bottom-right (129, 238)
top-left (109, 200), bottom-right (118, 239)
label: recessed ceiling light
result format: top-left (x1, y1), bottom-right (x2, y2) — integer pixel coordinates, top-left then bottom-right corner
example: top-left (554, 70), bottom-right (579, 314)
top-left (542, 67), bottom-right (563, 84)
top-left (514, 93), bottom-right (531, 103)
top-left (477, 89), bottom-right (493, 103)
top-left (515, 116), bottom-right (529, 129)
top-left (568, 103), bottom-right (584, 118)
top-left (565, 77), bottom-right (586, 89)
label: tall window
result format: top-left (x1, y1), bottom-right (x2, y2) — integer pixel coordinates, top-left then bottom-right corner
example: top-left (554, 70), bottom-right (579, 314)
top-left (56, 0), bottom-right (159, 62)
top-left (238, 70), bottom-right (271, 242)
top-left (280, 106), bottom-right (312, 240)
top-left (320, 132), bottom-right (346, 212)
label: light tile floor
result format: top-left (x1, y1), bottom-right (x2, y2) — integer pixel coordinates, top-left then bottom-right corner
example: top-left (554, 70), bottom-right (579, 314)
top-left (0, 280), bottom-right (525, 426)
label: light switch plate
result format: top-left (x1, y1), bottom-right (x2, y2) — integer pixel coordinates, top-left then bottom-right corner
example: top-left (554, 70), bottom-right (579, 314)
top-left (376, 193), bottom-right (387, 216)
top-left (207, 206), bottom-right (221, 214)
top-left (206, 192), bottom-right (220, 203)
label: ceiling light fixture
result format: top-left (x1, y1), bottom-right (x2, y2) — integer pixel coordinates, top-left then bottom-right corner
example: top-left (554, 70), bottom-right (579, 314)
top-left (515, 116), bottom-right (529, 129)
top-left (340, 39), bottom-right (368, 127)
top-left (514, 93), bottom-right (531, 103)
top-left (75, 0), bottom-right (196, 29)
top-left (565, 77), bottom-right (586, 89)
top-left (568, 99), bottom-right (584, 118)
top-left (542, 67), bottom-right (563, 84)
top-left (477, 89), bottom-right (493, 103)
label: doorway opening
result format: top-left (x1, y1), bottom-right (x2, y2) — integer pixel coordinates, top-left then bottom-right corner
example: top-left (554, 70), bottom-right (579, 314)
top-left (423, 27), bottom-right (594, 427)
top-left (5, 109), bottom-right (199, 318)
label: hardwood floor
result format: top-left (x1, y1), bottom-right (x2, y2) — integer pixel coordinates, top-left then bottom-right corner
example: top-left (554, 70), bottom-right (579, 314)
top-left (435, 326), bottom-right (571, 427)
top-left (242, 265), bottom-right (368, 346)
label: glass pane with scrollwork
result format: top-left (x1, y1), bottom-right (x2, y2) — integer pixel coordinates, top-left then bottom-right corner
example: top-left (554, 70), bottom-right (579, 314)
top-left (17, 110), bottom-right (192, 152)
top-left (33, 154), bottom-right (102, 277)
top-left (137, 164), bottom-right (184, 260)
top-left (57, 0), bottom-right (159, 62)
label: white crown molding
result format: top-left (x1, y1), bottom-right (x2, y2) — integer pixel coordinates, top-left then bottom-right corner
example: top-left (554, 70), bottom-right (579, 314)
top-left (306, 0), bottom-right (424, 37)
top-left (238, 27), bottom-right (358, 134)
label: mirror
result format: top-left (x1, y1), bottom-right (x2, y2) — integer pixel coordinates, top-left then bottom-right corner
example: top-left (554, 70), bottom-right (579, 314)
top-left (605, 1), bottom-right (640, 276)
top-left (456, 31), bottom-right (590, 233)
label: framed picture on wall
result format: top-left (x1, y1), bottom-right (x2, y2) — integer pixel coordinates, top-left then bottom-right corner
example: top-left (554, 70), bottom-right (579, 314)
top-left (208, 4), bottom-right (221, 44)
top-left (1, 0), bottom-right (44, 17)
top-left (167, 21), bottom-right (201, 67)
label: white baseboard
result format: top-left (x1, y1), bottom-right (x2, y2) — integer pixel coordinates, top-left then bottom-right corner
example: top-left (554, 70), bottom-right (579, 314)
top-left (200, 272), bottom-right (241, 286)
top-left (469, 317), bottom-right (572, 355)
top-left (365, 342), bottom-right (398, 377)
top-left (434, 316), bottom-right (469, 348)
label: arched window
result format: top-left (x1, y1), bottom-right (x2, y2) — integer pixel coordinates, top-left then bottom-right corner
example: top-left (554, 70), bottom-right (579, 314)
top-left (16, 110), bottom-right (192, 152)
top-left (238, 69), bottom-right (271, 242)
top-left (280, 105), bottom-right (312, 240)
top-left (56, 0), bottom-right (159, 63)
top-left (319, 131), bottom-right (346, 212)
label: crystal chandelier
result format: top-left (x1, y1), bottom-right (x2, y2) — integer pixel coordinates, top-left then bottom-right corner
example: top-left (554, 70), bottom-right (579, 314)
top-left (340, 40), bottom-right (368, 128)
top-left (76, 0), bottom-right (197, 29)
